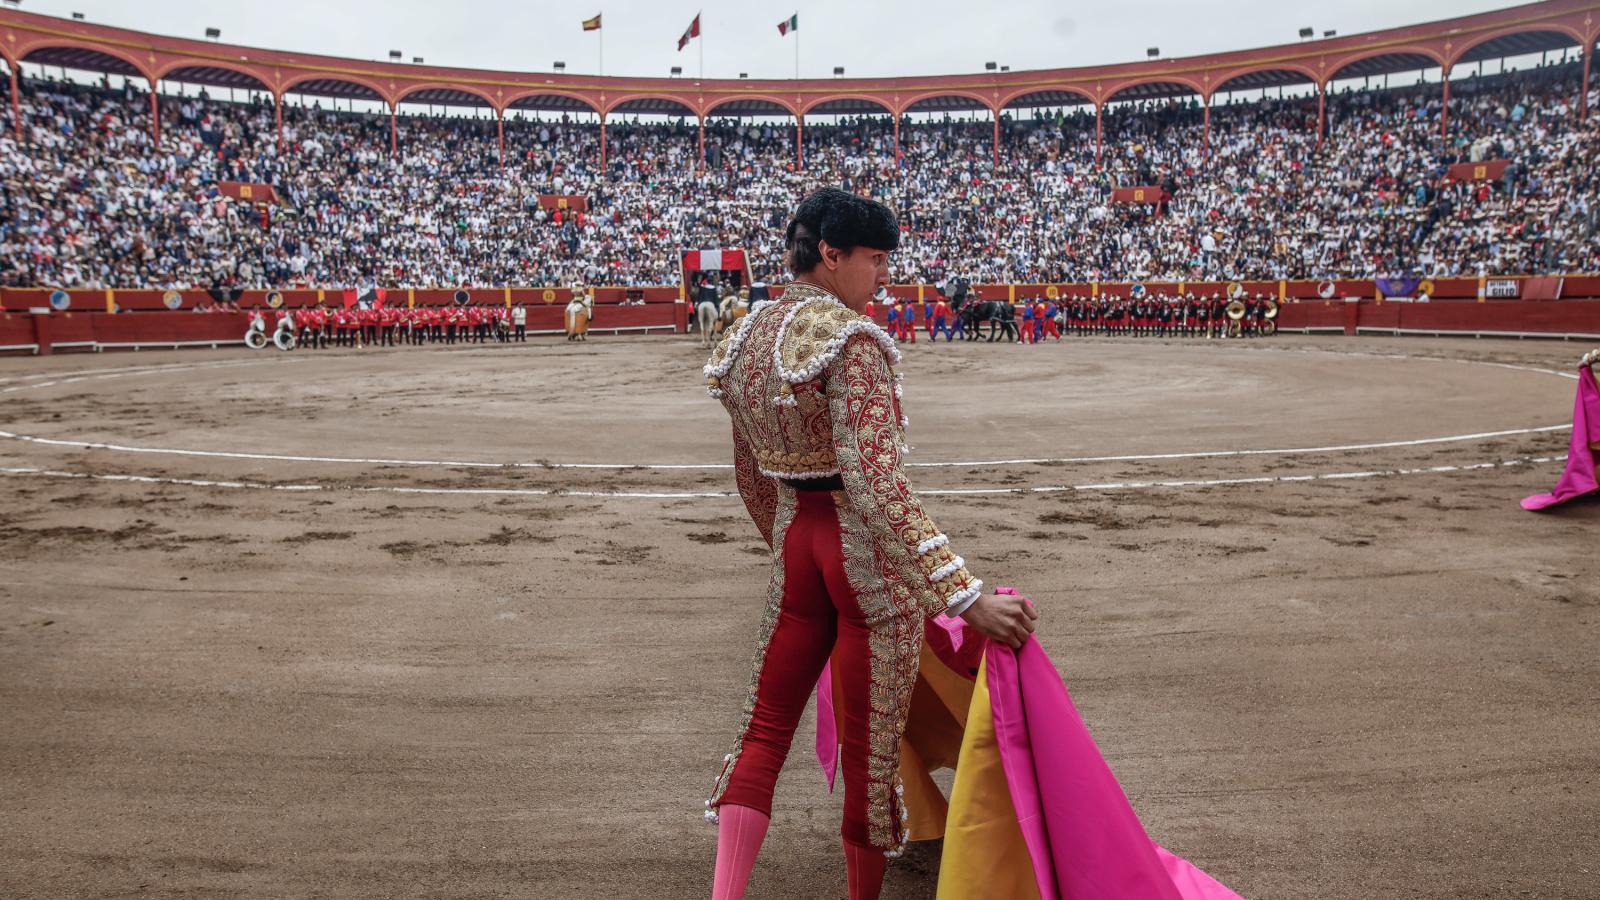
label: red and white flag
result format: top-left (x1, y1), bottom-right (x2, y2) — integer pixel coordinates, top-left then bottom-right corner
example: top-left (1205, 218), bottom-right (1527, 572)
top-left (677, 13), bottom-right (700, 51)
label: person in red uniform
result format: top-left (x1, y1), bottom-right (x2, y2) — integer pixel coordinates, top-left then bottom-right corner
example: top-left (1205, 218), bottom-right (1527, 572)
top-left (1037, 298), bottom-right (1058, 342)
top-left (932, 296), bottom-right (953, 342)
top-left (701, 188), bottom-right (1034, 899)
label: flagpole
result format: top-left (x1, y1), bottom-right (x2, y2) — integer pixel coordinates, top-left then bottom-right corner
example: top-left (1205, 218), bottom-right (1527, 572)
top-left (795, 25), bottom-right (800, 79)
top-left (699, 11), bottom-right (704, 81)
top-left (599, 13), bottom-right (604, 76)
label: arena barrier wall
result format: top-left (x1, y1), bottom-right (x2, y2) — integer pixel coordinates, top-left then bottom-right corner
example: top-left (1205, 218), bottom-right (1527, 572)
top-left (5, 281), bottom-right (1599, 354)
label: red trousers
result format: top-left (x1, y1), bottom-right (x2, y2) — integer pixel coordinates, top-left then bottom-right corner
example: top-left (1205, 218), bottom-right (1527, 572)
top-left (717, 491), bottom-right (884, 848)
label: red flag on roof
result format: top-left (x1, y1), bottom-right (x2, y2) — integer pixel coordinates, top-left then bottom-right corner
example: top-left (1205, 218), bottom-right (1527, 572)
top-left (677, 13), bottom-right (700, 51)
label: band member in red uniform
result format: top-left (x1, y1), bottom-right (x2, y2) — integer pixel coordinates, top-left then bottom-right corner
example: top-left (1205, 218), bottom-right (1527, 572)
top-left (932, 296), bottom-right (953, 341)
top-left (898, 298), bottom-right (916, 343)
top-left (1038, 298), bottom-right (1059, 341)
top-left (701, 188), bottom-right (1035, 899)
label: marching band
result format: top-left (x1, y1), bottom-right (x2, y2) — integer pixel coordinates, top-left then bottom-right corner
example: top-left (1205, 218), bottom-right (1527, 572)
top-left (252, 303), bottom-right (531, 351)
top-left (883, 290), bottom-right (1281, 344)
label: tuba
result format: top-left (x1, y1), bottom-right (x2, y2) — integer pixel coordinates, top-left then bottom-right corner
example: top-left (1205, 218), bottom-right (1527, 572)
top-left (1226, 299), bottom-right (1247, 320)
top-left (1263, 298), bottom-right (1279, 319)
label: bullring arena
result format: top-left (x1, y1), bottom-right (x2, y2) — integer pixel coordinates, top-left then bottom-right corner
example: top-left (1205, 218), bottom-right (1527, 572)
top-left (4, 0), bottom-right (1600, 897)
top-left (2, 333), bottom-right (1595, 897)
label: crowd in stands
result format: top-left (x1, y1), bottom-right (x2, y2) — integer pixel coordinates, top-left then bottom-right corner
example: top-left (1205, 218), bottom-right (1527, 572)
top-left (1, 59), bottom-right (1595, 291)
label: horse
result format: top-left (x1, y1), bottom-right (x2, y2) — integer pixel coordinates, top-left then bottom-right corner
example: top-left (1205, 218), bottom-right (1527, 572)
top-left (716, 294), bottom-right (741, 334)
top-left (959, 299), bottom-right (1019, 342)
top-left (695, 299), bottom-right (721, 348)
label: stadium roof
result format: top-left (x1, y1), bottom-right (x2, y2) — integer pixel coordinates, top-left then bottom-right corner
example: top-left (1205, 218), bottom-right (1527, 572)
top-left (1, 1), bottom-right (1595, 116)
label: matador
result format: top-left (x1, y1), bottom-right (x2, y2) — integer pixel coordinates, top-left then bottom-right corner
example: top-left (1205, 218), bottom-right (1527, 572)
top-left (700, 188), bottom-right (1037, 900)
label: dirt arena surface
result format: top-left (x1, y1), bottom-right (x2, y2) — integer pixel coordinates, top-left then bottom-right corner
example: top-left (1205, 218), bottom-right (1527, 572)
top-left (0, 333), bottom-right (1595, 899)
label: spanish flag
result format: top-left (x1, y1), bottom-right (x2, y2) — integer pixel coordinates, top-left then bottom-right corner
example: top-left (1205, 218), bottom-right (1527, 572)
top-left (582, 13), bottom-right (601, 31)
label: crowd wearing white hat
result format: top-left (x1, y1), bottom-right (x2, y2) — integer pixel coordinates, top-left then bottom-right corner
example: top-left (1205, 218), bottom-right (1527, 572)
top-left (1, 60), bottom-right (1594, 292)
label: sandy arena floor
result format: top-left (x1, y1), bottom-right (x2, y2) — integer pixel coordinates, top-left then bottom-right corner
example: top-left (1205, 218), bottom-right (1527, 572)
top-left (0, 333), bottom-right (1595, 899)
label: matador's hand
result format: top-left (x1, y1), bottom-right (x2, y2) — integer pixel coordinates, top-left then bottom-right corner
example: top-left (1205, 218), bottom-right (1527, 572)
top-left (959, 592), bottom-right (1039, 649)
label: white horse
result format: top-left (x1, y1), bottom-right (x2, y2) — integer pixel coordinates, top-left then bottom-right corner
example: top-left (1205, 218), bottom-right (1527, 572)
top-left (696, 299), bottom-right (721, 349)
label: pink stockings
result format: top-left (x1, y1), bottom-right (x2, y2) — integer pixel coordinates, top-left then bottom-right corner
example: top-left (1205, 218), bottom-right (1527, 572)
top-left (712, 805), bottom-right (886, 900)
top-left (711, 805), bottom-right (769, 900)
top-left (710, 491), bottom-right (894, 899)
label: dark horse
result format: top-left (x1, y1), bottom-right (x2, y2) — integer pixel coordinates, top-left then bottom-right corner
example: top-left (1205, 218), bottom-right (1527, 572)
top-left (958, 298), bottom-right (1019, 342)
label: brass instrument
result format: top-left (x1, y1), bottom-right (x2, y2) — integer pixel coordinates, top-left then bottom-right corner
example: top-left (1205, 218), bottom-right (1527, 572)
top-left (1263, 298), bottom-right (1279, 319)
top-left (1226, 299), bottom-right (1247, 320)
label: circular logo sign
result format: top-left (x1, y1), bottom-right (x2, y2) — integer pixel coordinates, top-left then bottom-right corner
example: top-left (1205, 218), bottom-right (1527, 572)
top-left (1045, 285), bottom-right (1060, 300)
top-left (48, 290), bottom-right (71, 311)
top-left (265, 291), bottom-right (284, 309)
top-left (1129, 283), bottom-right (1147, 299)
top-left (453, 289), bottom-right (471, 306)
top-left (1418, 279), bottom-right (1436, 296)
top-left (162, 290), bottom-right (183, 310)
top-left (1317, 281), bottom-right (1337, 299)
top-left (1227, 281), bottom-right (1244, 299)
top-left (542, 288), bottom-right (556, 304)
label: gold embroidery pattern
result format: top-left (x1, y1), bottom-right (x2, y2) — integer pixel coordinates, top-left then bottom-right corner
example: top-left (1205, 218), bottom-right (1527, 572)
top-left (711, 293), bottom-right (871, 480)
top-left (835, 494), bottom-right (923, 851)
top-left (826, 333), bottom-right (980, 617)
top-left (732, 429), bottom-right (778, 548)
top-left (706, 485), bottom-right (798, 815)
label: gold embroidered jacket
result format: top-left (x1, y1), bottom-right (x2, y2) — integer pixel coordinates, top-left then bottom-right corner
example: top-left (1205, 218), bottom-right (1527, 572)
top-left (704, 283), bottom-right (982, 616)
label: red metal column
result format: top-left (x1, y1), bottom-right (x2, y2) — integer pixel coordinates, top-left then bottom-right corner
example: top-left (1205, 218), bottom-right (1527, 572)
top-left (697, 116), bottom-right (705, 171)
top-left (275, 94), bottom-right (284, 152)
top-left (599, 116), bottom-right (607, 173)
top-left (1440, 71), bottom-right (1450, 138)
top-left (497, 109), bottom-right (505, 169)
top-left (1202, 99), bottom-right (1210, 158)
top-left (1094, 103), bottom-right (1103, 168)
top-left (992, 115), bottom-right (1000, 168)
top-left (148, 80), bottom-right (160, 141)
top-left (9, 64), bottom-right (20, 141)
top-left (892, 115), bottom-right (901, 169)
top-left (1316, 83), bottom-right (1326, 150)
top-left (389, 106), bottom-right (397, 155)
top-left (797, 115), bottom-right (804, 169)
top-left (1583, 43), bottom-right (1592, 121)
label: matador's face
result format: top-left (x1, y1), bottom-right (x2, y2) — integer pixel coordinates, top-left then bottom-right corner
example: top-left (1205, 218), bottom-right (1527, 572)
top-left (824, 242), bottom-right (892, 313)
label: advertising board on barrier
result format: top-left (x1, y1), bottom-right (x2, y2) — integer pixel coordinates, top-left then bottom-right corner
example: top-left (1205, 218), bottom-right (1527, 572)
top-left (1486, 279), bottom-right (1520, 298)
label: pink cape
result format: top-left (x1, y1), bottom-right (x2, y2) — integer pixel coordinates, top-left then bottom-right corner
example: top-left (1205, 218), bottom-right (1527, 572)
top-left (816, 587), bottom-right (1241, 898)
top-left (1522, 363), bottom-right (1600, 511)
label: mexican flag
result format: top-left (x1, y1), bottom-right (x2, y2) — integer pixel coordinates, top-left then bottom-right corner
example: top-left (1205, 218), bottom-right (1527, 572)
top-left (777, 13), bottom-right (797, 35)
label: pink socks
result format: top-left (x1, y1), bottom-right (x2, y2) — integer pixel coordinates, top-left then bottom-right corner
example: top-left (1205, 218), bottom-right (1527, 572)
top-left (711, 804), bottom-right (770, 899)
top-left (843, 838), bottom-right (887, 900)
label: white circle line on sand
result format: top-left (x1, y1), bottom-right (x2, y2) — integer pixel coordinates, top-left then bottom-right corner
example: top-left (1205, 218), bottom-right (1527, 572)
top-left (0, 424), bottom-right (1573, 471)
top-left (0, 455), bottom-right (1567, 499)
top-left (0, 345), bottom-right (1580, 469)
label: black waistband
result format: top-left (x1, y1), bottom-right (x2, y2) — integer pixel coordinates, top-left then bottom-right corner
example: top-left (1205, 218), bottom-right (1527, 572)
top-left (782, 475), bottom-right (844, 492)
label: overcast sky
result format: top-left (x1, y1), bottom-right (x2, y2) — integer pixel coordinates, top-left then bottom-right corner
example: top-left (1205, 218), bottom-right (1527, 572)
top-left (21, 0), bottom-right (1523, 81)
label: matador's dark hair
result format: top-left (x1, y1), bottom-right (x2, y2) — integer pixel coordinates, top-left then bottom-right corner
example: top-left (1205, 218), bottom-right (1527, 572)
top-left (784, 187), bottom-right (900, 275)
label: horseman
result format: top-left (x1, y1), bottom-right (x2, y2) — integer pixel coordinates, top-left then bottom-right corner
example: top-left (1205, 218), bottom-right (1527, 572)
top-left (565, 283), bottom-right (594, 342)
top-left (695, 274), bottom-right (723, 349)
